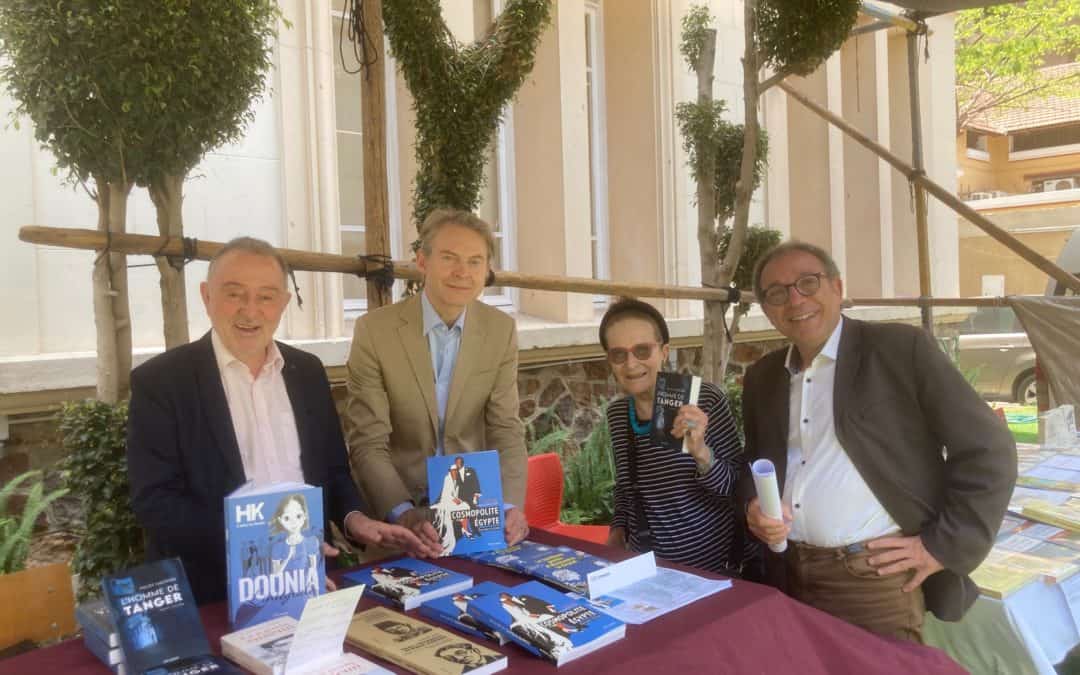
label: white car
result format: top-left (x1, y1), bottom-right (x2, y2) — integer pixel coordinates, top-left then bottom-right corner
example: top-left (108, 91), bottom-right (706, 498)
top-left (956, 307), bottom-right (1036, 404)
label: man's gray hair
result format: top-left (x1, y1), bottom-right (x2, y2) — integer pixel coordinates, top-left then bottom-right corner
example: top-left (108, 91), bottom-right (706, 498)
top-left (418, 209), bottom-right (496, 260)
top-left (207, 237), bottom-right (290, 286)
top-left (752, 240), bottom-right (842, 300)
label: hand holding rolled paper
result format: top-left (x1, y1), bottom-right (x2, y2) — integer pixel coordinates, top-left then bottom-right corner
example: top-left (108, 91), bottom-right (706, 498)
top-left (750, 459), bottom-right (788, 553)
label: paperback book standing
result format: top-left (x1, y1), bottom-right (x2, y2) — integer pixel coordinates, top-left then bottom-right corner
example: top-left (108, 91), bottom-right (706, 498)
top-left (650, 372), bottom-right (701, 453)
top-left (225, 482), bottom-right (325, 630)
top-left (426, 451), bottom-right (507, 556)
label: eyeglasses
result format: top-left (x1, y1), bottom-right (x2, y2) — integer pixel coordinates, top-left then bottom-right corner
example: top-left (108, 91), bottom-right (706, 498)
top-left (761, 273), bottom-right (826, 306)
top-left (607, 342), bottom-right (659, 365)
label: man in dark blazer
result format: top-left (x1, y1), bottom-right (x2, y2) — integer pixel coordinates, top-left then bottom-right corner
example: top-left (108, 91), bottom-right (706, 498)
top-left (127, 237), bottom-right (435, 604)
top-left (741, 241), bottom-right (1016, 642)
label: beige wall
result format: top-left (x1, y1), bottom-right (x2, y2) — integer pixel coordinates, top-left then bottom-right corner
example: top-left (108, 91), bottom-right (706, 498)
top-left (604, 1), bottom-right (663, 294)
top-left (958, 131), bottom-right (1080, 195)
top-left (960, 230), bottom-right (1075, 296)
top-left (786, 69), bottom-right (833, 252)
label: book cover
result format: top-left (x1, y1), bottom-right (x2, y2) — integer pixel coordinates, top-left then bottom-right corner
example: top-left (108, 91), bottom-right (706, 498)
top-left (77, 597), bottom-right (120, 648)
top-left (463, 541), bottom-right (612, 595)
top-left (419, 581), bottom-right (510, 645)
top-left (225, 482), bottom-right (325, 630)
top-left (346, 606), bottom-right (507, 675)
top-left (427, 451), bottom-right (506, 556)
top-left (649, 372), bottom-right (701, 452)
top-left (342, 558), bottom-right (473, 611)
top-left (101, 558), bottom-right (211, 675)
top-left (466, 581), bottom-right (625, 667)
top-left (145, 655), bottom-right (244, 675)
top-left (221, 583), bottom-right (384, 675)
top-left (1023, 498), bottom-right (1080, 532)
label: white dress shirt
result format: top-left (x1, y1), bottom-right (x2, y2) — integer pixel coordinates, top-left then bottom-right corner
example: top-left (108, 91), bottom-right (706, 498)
top-left (212, 330), bottom-right (304, 486)
top-left (783, 317), bottom-right (900, 547)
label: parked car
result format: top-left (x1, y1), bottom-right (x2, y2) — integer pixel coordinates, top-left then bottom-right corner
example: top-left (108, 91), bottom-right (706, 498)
top-left (956, 306), bottom-right (1036, 404)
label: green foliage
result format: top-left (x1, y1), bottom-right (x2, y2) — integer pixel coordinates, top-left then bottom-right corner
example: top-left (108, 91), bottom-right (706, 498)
top-left (0, 0), bottom-right (281, 187)
top-left (58, 400), bottom-right (143, 601)
top-left (718, 224), bottom-right (782, 317)
top-left (680, 4), bottom-right (713, 70)
top-left (383, 0), bottom-right (551, 228)
top-left (722, 374), bottom-right (744, 442)
top-left (525, 406), bottom-right (615, 526)
top-left (756, 0), bottom-right (860, 77)
top-left (956, 0), bottom-right (1080, 129)
top-left (0, 471), bottom-right (68, 574)
top-left (676, 100), bottom-right (769, 222)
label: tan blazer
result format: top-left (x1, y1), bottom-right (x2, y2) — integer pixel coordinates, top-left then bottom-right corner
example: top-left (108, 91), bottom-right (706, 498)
top-left (343, 294), bottom-right (527, 519)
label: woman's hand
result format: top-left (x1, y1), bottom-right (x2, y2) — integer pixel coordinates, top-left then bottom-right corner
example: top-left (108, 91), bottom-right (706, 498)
top-left (672, 404), bottom-right (710, 466)
top-left (606, 526), bottom-right (628, 550)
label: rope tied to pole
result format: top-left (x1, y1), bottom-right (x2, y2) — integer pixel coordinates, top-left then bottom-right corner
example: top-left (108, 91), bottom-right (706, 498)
top-left (357, 254), bottom-right (395, 293)
top-left (127, 236), bottom-right (201, 271)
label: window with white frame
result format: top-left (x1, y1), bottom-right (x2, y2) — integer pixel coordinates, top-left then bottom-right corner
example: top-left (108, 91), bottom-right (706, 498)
top-left (332, 10), bottom-right (402, 316)
top-left (585, 1), bottom-right (610, 303)
top-left (475, 0), bottom-right (517, 308)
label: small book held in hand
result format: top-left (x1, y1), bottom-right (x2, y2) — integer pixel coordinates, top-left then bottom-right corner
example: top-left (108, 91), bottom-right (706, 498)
top-left (649, 372), bottom-right (701, 453)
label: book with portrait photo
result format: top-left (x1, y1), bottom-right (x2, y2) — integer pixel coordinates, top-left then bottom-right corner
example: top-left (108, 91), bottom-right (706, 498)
top-left (419, 581), bottom-right (510, 645)
top-left (462, 541), bottom-right (612, 596)
top-left (346, 606), bottom-right (507, 675)
top-left (342, 558), bottom-right (473, 611)
top-left (426, 451), bottom-right (506, 557)
top-left (224, 482), bottom-right (325, 630)
top-left (649, 372), bottom-right (701, 452)
top-left (465, 581), bottom-right (625, 667)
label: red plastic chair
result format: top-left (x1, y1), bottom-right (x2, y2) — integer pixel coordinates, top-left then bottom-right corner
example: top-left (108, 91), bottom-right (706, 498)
top-left (525, 453), bottom-right (610, 545)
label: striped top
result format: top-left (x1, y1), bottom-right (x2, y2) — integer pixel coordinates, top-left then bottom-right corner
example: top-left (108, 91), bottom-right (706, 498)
top-left (608, 381), bottom-right (746, 574)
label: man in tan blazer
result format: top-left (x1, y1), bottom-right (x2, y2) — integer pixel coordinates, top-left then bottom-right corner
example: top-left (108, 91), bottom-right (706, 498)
top-left (343, 209), bottom-right (529, 552)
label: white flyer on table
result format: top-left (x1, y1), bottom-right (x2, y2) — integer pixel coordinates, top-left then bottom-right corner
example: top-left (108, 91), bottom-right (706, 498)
top-left (582, 552), bottom-right (731, 624)
top-left (285, 585), bottom-right (369, 674)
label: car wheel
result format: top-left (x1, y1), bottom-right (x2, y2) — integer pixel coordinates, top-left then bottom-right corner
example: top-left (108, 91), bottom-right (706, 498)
top-left (1014, 371), bottom-right (1037, 405)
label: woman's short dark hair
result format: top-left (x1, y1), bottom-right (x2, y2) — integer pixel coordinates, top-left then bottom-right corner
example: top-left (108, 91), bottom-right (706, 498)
top-left (599, 298), bottom-right (671, 351)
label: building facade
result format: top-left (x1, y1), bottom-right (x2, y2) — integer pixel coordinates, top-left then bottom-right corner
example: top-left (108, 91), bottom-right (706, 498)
top-left (0, 2), bottom-right (958, 416)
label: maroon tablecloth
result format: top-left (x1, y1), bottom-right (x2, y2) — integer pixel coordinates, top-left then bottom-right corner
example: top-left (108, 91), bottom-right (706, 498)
top-left (0, 530), bottom-right (966, 674)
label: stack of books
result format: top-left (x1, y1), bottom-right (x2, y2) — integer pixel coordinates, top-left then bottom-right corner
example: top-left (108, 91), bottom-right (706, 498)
top-left (76, 598), bottom-right (125, 674)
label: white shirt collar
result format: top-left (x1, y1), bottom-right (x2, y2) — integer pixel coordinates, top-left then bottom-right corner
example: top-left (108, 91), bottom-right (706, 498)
top-left (784, 316), bottom-right (844, 374)
top-left (421, 291), bottom-right (467, 337)
top-left (210, 329), bottom-right (284, 377)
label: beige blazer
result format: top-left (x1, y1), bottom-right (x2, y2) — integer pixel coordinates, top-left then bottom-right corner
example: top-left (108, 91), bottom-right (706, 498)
top-left (343, 294), bottom-right (527, 519)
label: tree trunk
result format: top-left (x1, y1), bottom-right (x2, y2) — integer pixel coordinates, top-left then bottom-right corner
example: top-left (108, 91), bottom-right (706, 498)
top-left (694, 28), bottom-right (722, 385)
top-left (148, 172), bottom-right (190, 349)
top-left (92, 176), bottom-right (134, 403)
top-left (361, 0), bottom-right (392, 309)
top-left (719, 0), bottom-right (761, 378)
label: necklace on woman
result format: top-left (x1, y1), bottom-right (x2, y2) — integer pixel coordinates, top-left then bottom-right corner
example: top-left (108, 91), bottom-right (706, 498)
top-left (628, 401), bottom-right (651, 436)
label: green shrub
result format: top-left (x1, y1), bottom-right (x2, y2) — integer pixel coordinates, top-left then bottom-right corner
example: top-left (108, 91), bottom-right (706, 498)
top-left (58, 400), bottom-right (143, 600)
top-left (526, 405), bottom-right (615, 526)
top-left (0, 470), bottom-right (68, 574)
top-left (723, 374), bottom-right (745, 443)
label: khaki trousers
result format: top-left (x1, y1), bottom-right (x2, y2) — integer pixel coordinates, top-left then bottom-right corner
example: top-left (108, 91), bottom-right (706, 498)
top-left (786, 540), bottom-right (926, 643)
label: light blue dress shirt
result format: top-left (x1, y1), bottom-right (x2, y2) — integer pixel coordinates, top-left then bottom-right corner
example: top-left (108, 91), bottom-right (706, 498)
top-left (388, 292), bottom-right (466, 523)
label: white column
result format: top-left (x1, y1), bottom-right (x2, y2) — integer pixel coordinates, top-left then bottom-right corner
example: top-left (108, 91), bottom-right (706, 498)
top-left (875, 29), bottom-right (895, 298)
top-left (826, 52), bottom-right (847, 280)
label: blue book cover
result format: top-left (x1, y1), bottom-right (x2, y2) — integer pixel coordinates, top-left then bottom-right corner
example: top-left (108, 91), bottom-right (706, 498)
top-left (101, 558), bottom-right (209, 674)
top-left (224, 482), bottom-right (325, 630)
top-left (342, 558), bottom-right (473, 611)
top-left (418, 581), bottom-right (510, 645)
top-left (145, 655), bottom-right (244, 675)
top-left (463, 541), bottom-right (613, 595)
top-left (466, 580), bottom-right (625, 666)
top-left (426, 451), bottom-right (506, 556)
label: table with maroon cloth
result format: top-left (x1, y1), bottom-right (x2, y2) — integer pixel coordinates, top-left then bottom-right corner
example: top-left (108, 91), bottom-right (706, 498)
top-left (1, 530), bottom-right (965, 674)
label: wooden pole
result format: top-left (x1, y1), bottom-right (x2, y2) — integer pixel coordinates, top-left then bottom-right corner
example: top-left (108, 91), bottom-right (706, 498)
top-left (907, 30), bottom-right (934, 333)
top-left (360, 0), bottom-right (392, 309)
top-left (777, 80), bottom-right (1080, 295)
top-left (17, 226), bottom-right (751, 302)
top-left (20, 225), bottom-right (1045, 309)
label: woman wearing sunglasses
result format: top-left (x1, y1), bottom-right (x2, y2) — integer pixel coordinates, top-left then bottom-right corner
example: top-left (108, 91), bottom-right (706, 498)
top-left (600, 298), bottom-right (753, 576)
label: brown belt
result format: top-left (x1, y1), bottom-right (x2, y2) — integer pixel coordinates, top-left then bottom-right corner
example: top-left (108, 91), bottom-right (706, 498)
top-left (788, 539), bottom-right (871, 560)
